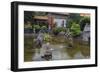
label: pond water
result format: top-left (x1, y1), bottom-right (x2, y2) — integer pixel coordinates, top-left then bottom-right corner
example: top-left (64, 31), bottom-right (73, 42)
top-left (24, 34), bottom-right (90, 62)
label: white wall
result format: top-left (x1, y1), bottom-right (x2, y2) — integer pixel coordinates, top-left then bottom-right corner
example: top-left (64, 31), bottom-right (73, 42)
top-left (54, 19), bottom-right (66, 27)
top-left (0, 0), bottom-right (99, 73)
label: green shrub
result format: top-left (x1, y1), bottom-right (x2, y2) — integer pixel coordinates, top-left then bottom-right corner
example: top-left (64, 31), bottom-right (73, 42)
top-left (52, 27), bottom-right (67, 35)
top-left (70, 23), bottom-right (81, 36)
top-left (33, 25), bottom-right (40, 33)
top-left (41, 26), bottom-right (47, 30)
top-left (52, 27), bottom-right (61, 35)
top-left (61, 27), bottom-right (67, 32)
top-left (44, 33), bottom-right (52, 42)
top-left (34, 25), bottom-right (40, 30)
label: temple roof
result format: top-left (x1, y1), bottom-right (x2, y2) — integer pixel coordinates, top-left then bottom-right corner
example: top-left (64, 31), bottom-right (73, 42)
top-left (33, 16), bottom-right (48, 20)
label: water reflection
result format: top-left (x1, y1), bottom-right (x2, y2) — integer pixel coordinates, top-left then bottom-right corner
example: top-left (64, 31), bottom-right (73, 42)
top-left (24, 34), bottom-right (90, 62)
top-left (32, 43), bottom-right (90, 61)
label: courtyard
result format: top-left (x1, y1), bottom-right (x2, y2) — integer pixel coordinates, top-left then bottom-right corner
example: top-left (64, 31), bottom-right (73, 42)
top-left (24, 11), bottom-right (90, 62)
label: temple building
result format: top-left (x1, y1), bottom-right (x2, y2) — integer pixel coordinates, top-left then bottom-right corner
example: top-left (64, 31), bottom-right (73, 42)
top-left (33, 12), bottom-right (69, 30)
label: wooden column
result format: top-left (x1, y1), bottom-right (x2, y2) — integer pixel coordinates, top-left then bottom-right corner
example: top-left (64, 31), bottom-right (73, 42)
top-left (48, 16), bottom-right (54, 30)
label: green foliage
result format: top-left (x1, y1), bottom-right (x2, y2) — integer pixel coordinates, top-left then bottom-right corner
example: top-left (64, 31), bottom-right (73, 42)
top-left (68, 13), bottom-right (82, 24)
top-left (24, 11), bottom-right (35, 24)
top-left (52, 27), bottom-right (60, 35)
top-left (52, 27), bottom-right (67, 35)
top-left (61, 27), bottom-right (67, 32)
top-left (80, 17), bottom-right (90, 24)
top-left (34, 25), bottom-right (40, 30)
top-left (41, 26), bottom-right (47, 30)
top-left (33, 25), bottom-right (40, 33)
top-left (80, 17), bottom-right (90, 31)
top-left (67, 13), bottom-right (82, 30)
top-left (70, 23), bottom-right (81, 36)
top-left (24, 24), bottom-right (32, 29)
top-left (44, 34), bottom-right (52, 42)
top-left (67, 20), bottom-right (74, 28)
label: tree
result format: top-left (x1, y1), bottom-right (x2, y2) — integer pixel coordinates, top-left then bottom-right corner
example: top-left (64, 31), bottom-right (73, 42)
top-left (68, 13), bottom-right (82, 24)
top-left (24, 11), bottom-right (35, 24)
top-left (67, 13), bottom-right (82, 30)
top-left (80, 16), bottom-right (90, 31)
